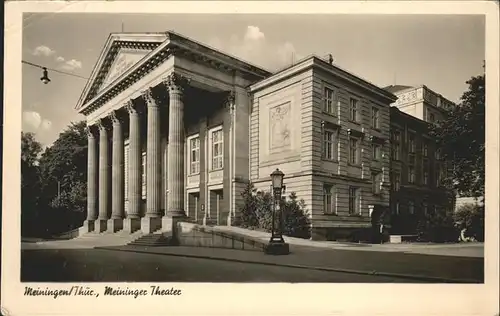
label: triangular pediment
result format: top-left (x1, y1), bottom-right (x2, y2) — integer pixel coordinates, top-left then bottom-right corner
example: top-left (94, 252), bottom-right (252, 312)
top-left (76, 33), bottom-right (167, 109)
top-left (97, 48), bottom-right (149, 93)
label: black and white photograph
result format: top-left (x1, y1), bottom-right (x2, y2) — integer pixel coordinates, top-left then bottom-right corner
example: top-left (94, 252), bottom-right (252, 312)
top-left (3, 1), bottom-right (499, 316)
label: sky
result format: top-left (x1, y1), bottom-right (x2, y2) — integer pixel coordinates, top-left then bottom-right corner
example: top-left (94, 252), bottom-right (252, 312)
top-left (21, 13), bottom-right (485, 146)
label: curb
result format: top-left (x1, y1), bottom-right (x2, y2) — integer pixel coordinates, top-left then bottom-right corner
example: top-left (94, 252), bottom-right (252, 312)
top-left (95, 246), bottom-right (481, 284)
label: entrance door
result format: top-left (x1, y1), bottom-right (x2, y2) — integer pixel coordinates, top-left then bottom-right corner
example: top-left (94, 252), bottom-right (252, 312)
top-left (188, 192), bottom-right (200, 222)
top-left (209, 189), bottom-right (223, 225)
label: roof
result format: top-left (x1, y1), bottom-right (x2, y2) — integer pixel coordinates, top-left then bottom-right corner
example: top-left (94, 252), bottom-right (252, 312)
top-left (250, 55), bottom-right (397, 103)
top-left (390, 106), bottom-right (430, 129)
top-left (383, 85), bottom-right (414, 94)
top-left (76, 31), bottom-right (272, 114)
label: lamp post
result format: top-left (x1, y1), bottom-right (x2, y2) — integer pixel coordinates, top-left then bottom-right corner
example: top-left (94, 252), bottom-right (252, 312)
top-left (264, 168), bottom-right (290, 255)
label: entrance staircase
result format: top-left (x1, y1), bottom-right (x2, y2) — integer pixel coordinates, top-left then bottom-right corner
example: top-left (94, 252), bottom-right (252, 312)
top-left (127, 229), bottom-right (173, 246)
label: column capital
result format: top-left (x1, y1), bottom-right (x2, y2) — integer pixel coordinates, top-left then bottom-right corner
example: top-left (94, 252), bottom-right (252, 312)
top-left (223, 90), bottom-right (236, 111)
top-left (163, 73), bottom-right (191, 94)
top-left (141, 88), bottom-right (160, 107)
top-left (125, 100), bottom-right (143, 115)
top-left (110, 110), bottom-right (125, 125)
top-left (96, 118), bottom-right (111, 132)
top-left (86, 125), bottom-right (98, 138)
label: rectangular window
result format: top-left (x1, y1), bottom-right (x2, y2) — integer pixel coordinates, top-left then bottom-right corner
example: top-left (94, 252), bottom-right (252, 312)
top-left (408, 166), bottom-right (415, 184)
top-left (323, 130), bottom-right (337, 160)
top-left (349, 98), bottom-right (358, 122)
top-left (189, 136), bottom-right (200, 175)
top-left (141, 152), bottom-right (146, 197)
top-left (435, 148), bottom-right (442, 160)
top-left (408, 200), bottom-right (415, 214)
top-left (211, 129), bottom-right (223, 170)
top-left (372, 143), bottom-right (382, 161)
top-left (436, 166), bottom-right (442, 187)
top-left (348, 187), bottom-right (360, 215)
top-left (372, 172), bottom-right (381, 194)
top-left (323, 184), bottom-right (336, 214)
top-left (423, 169), bottom-right (429, 185)
top-left (429, 113), bottom-right (435, 123)
top-left (393, 202), bottom-right (400, 215)
top-left (349, 137), bottom-right (360, 165)
top-left (423, 140), bottom-right (429, 157)
top-left (392, 171), bottom-right (401, 191)
top-left (391, 131), bottom-right (401, 160)
top-left (422, 203), bottom-right (428, 216)
top-left (371, 107), bottom-right (380, 129)
top-left (323, 87), bottom-right (336, 115)
top-left (408, 133), bottom-right (416, 153)
top-left (124, 146), bottom-right (129, 200)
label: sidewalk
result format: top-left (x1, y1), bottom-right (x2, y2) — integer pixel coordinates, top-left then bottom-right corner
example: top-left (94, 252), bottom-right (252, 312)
top-left (98, 243), bottom-right (484, 283)
top-left (214, 226), bottom-right (484, 258)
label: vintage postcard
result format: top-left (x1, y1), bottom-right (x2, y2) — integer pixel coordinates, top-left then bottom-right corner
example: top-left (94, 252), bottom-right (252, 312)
top-left (2, 1), bottom-right (499, 315)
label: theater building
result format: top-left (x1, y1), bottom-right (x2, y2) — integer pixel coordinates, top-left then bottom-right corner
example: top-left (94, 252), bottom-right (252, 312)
top-left (77, 31), bottom-right (399, 240)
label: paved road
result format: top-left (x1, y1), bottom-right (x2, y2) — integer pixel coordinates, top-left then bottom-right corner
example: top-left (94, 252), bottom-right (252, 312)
top-left (21, 248), bottom-right (423, 283)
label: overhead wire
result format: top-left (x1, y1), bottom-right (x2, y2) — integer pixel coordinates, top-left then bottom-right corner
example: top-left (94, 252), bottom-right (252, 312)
top-left (22, 59), bottom-right (89, 80)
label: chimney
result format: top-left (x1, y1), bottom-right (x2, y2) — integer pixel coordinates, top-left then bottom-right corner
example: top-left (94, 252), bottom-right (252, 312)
top-left (328, 54), bottom-right (333, 65)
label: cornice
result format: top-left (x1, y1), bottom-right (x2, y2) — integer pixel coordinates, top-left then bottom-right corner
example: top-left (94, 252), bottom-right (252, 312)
top-left (78, 32), bottom-right (272, 117)
top-left (249, 56), bottom-right (397, 104)
top-left (82, 40), bottom-right (162, 106)
top-left (80, 46), bottom-right (173, 116)
top-left (76, 33), bottom-right (166, 111)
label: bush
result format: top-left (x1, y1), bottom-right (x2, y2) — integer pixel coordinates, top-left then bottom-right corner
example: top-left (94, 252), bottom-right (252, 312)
top-left (239, 182), bottom-right (311, 239)
top-left (281, 192), bottom-right (311, 239)
top-left (416, 208), bottom-right (459, 243)
top-left (454, 203), bottom-right (485, 242)
top-left (239, 183), bottom-right (267, 229)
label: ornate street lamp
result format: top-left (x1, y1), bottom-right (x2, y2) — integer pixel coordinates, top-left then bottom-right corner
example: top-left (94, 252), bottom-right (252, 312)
top-left (264, 168), bottom-right (290, 255)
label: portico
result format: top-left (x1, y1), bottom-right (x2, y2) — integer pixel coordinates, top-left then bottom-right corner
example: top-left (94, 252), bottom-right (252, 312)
top-left (77, 31), bottom-right (269, 236)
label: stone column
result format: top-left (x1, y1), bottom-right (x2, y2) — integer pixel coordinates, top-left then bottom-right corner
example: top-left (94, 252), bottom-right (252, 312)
top-left (95, 118), bottom-right (111, 232)
top-left (162, 73), bottom-right (190, 234)
top-left (224, 91), bottom-right (235, 226)
top-left (108, 110), bottom-right (125, 232)
top-left (123, 101), bottom-right (142, 233)
top-left (141, 88), bottom-right (162, 233)
top-left (80, 125), bottom-right (98, 235)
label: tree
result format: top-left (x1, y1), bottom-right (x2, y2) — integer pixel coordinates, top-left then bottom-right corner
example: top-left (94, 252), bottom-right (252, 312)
top-left (38, 121), bottom-right (88, 232)
top-left (429, 74), bottom-right (485, 200)
top-left (21, 132), bottom-right (43, 236)
top-left (21, 132), bottom-right (42, 166)
top-left (454, 203), bottom-right (485, 242)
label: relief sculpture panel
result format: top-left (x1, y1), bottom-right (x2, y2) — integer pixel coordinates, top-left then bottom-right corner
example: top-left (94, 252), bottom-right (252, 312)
top-left (98, 49), bottom-right (148, 93)
top-left (269, 102), bottom-right (291, 151)
top-left (395, 89), bottom-right (419, 106)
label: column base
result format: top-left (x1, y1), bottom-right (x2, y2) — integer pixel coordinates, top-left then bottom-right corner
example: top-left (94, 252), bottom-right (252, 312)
top-left (107, 218), bottom-right (123, 233)
top-left (94, 219), bottom-right (108, 233)
top-left (123, 218), bottom-right (141, 233)
top-left (166, 209), bottom-right (186, 218)
top-left (79, 220), bottom-right (95, 236)
top-left (141, 216), bottom-right (162, 234)
top-left (264, 241), bottom-right (290, 255)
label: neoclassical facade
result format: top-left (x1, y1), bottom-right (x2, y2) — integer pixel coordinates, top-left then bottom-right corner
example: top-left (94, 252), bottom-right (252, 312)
top-left (78, 32), bottom-right (269, 234)
top-left (78, 31), bottom-right (410, 240)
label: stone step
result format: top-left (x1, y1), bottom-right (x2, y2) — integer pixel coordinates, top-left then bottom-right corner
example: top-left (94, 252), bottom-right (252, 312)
top-left (127, 233), bottom-right (172, 247)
